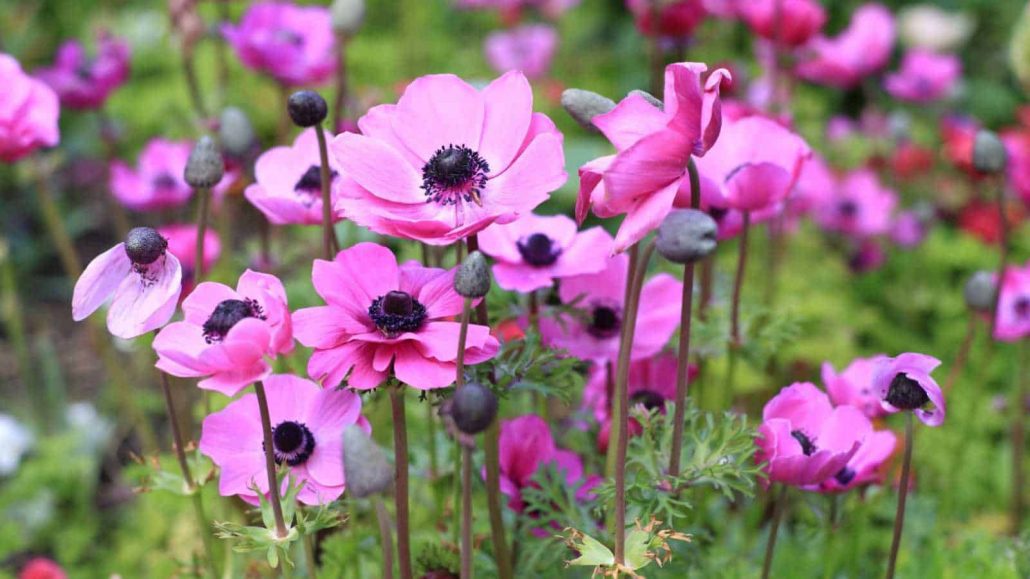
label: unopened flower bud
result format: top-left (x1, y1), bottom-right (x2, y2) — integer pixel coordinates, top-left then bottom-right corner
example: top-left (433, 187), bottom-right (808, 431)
top-left (183, 136), bottom-right (224, 189)
top-left (561, 89), bottom-right (616, 132)
top-left (341, 425), bottom-right (393, 498)
top-left (455, 251), bottom-right (491, 298)
top-left (124, 227), bottom-right (168, 265)
top-left (219, 107), bottom-right (255, 158)
top-left (628, 89), bottom-right (664, 111)
top-left (331, 0), bottom-right (365, 37)
top-left (655, 209), bottom-right (718, 264)
top-left (972, 130), bottom-right (1007, 173)
top-left (963, 270), bottom-right (996, 313)
top-left (287, 90), bottom-right (328, 128)
top-left (451, 382), bottom-right (498, 435)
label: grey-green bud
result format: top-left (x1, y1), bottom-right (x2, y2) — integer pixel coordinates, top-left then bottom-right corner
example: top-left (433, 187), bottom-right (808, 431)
top-left (451, 382), bottom-right (498, 435)
top-left (341, 425), bottom-right (393, 498)
top-left (331, 0), bottom-right (365, 36)
top-left (972, 130), bottom-right (1007, 173)
top-left (561, 89), bottom-right (616, 132)
top-left (963, 270), bottom-right (996, 313)
top-left (655, 209), bottom-right (718, 264)
top-left (183, 136), bottom-right (225, 189)
top-left (455, 251), bottom-right (491, 298)
top-left (628, 89), bottom-right (664, 111)
top-left (219, 107), bottom-right (255, 158)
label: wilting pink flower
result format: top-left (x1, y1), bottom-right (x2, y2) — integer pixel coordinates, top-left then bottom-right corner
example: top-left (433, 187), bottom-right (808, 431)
top-left (736, 0), bottom-right (827, 48)
top-left (814, 169), bottom-right (897, 238)
top-left (111, 139), bottom-right (236, 212)
top-left (477, 213), bottom-right (611, 293)
top-left (872, 353), bottom-right (945, 426)
top-left (756, 382), bottom-right (868, 487)
top-left (332, 71), bottom-right (566, 245)
top-left (200, 374), bottom-right (368, 505)
top-left (795, 3), bottom-right (896, 89)
top-left (222, 1), bottom-right (337, 86)
top-left (293, 243), bottom-right (500, 390)
top-left (890, 210), bottom-right (927, 248)
top-left (35, 33), bottom-right (130, 110)
top-left (72, 229), bottom-right (182, 339)
top-left (884, 49), bottom-right (961, 103)
top-left (822, 356), bottom-right (889, 419)
top-left (626, 0), bottom-right (708, 38)
top-left (540, 252), bottom-right (681, 362)
top-left (245, 128), bottom-right (345, 225)
top-left (0, 53), bottom-right (60, 163)
top-left (153, 270), bottom-right (294, 396)
top-left (484, 24), bottom-right (558, 80)
top-left (157, 224), bottom-right (221, 294)
top-left (994, 260), bottom-right (1030, 342)
top-left (817, 428), bottom-right (896, 493)
top-left (578, 62), bottom-right (729, 252)
top-left (18, 558), bottom-right (67, 579)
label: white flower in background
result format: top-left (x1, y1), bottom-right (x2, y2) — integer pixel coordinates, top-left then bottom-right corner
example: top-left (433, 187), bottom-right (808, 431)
top-left (898, 5), bottom-right (974, 53)
top-left (66, 402), bottom-right (114, 455)
top-left (0, 413), bottom-right (34, 476)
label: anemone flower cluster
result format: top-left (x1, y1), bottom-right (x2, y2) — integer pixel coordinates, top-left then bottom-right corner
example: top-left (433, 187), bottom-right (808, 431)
top-left (34, 33), bottom-right (130, 110)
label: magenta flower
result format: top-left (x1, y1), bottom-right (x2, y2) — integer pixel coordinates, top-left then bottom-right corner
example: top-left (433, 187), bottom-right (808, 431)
top-left (814, 169), bottom-right (897, 238)
top-left (293, 243), bottom-right (500, 390)
top-left (476, 213), bottom-right (611, 293)
top-left (816, 428), bottom-right (896, 493)
top-left (0, 53), bottom-right (59, 163)
top-left (890, 210), bottom-right (927, 248)
top-left (821, 356), bottom-right (889, 419)
top-left (332, 71), bottom-right (566, 245)
top-left (111, 139), bottom-right (235, 212)
top-left (872, 353), bottom-right (945, 426)
top-left (994, 261), bottom-right (1030, 342)
top-left (1003, 129), bottom-right (1030, 206)
top-left (245, 128), bottom-right (344, 225)
top-left (626, 0), bottom-right (708, 38)
top-left (736, 0), bottom-right (827, 48)
top-left (35, 33), bottom-right (130, 110)
top-left (157, 224), bottom-right (221, 293)
top-left (222, 1), bottom-right (336, 87)
top-left (795, 3), bottom-right (896, 89)
top-left (756, 382), bottom-right (869, 487)
top-left (153, 270), bottom-right (294, 396)
top-left (72, 228), bottom-right (182, 340)
top-left (577, 62), bottom-right (730, 252)
top-left (199, 374), bottom-right (368, 506)
top-left (484, 24), bottom-right (558, 80)
top-left (539, 253), bottom-right (682, 362)
top-left (884, 49), bottom-right (961, 103)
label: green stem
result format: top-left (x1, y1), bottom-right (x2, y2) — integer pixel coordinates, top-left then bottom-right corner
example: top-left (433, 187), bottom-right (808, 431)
top-left (885, 413), bottom-right (915, 579)
top-left (194, 187), bottom-right (211, 284)
top-left (332, 37), bottom-right (349, 130)
top-left (989, 178), bottom-right (1009, 337)
top-left (484, 419), bottom-right (512, 579)
top-left (1011, 339), bottom-right (1028, 534)
top-left (190, 492), bottom-right (220, 578)
top-left (761, 484), bottom-right (788, 579)
top-left (255, 382), bottom-right (289, 539)
top-left (374, 496), bottom-right (396, 579)
top-left (606, 245), bottom-right (640, 479)
top-left (181, 49), bottom-right (208, 120)
top-left (942, 316), bottom-right (977, 395)
top-left (456, 296), bottom-right (473, 578)
top-left (730, 211), bottom-right (751, 348)
top-left (315, 124), bottom-right (338, 259)
top-left (304, 527), bottom-right (319, 579)
top-left (0, 239), bottom-right (46, 429)
top-left (389, 386), bottom-right (413, 579)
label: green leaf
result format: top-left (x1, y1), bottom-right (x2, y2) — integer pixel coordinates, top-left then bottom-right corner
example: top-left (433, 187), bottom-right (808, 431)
top-left (563, 529), bottom-right (614, 568)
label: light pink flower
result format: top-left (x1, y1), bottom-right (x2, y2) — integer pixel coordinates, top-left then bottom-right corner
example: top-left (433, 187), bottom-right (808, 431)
top-left (795, 3), bottom-right (896, 89)
top-left (884, 49), bottom-right (961, 103)
top-left (222, 1), bottom-right (337, 86)
top-left (34, 33), bottom-right (130, 110)
top-left (872, 353), bottom-right (945, 426)
top-left (477, 213), bottom-right (611, 293)
top-left (111, 139), bottom-right (236, 212)
top-left (821, 356), bottom-right (889, 419)
top-left (293, 243), bottom-right (500, 390)
top-left (814, 169), bottom-right (897, 238)
top-left (157, 224), bottom-right (221, 294)
top-left (0, 53), bottom-right (60, 163)
top-left (153, 270), bottom-right (294, 396)
top-left (199, 374), bottom-right (368, 505)
top-left (816, 428), bottom-right (896, 493)
top-left (890, 210), bottom-right (927, 248)
top-left (539, 253), bottom-right (682, 362)
top-left (484, 24), bottom-right (558, 80)
top-left (332, 71), bottom-right (566, 245)
top-left (993, 260), bottom-right (1030, 343)
top-left (72, 229), bottom-right (182, 339)
top-left (736, 0), bottom-right (827, 48)
top-left (245, 128), bottom-right (345, 225)
top-left (577, 62), bottom-right (730, 252)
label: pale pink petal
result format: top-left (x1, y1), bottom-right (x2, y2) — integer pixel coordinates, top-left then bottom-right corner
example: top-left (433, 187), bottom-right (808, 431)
top-left (331, 132), bottom-right (423, 204)
top-left (107, 253), bottom-right (183, 338)
top-left (72, 243), bottom-right (131, 321)
top-left (612, 180), bottom-right (680, 254)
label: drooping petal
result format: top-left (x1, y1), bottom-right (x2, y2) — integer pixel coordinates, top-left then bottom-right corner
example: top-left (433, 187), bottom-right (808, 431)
top-left (72, 243), bottom-right (131, 321)
top-left (106, 253), bottom-right (183, 339)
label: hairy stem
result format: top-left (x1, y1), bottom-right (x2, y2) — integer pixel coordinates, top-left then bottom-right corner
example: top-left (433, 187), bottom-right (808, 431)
top-left (484, 419), bottom-right (511, 579)
top-left (314, 124), bottom-right (338, 259)
top-left (255, 382), bottom-right (289, 539)
top-left (761, 484), bottom-right (788, 579)
top-left (374, 496), bottom-right (396, 579)
top-left (333, 37), bottom-right (349, 130)
top-left (942, 316), bottom-right (977, 395)
top-left (885, 412), bottom-right (915, 579)
top-left (193, 187), bottom-right (211, 284)
top-left (989, 179), bottom-right (1009, 337)
top-left (389, 386), bottom-right (413, 579)
top-left (730, 211), bottom-right (751, 347)
top-left (1011, 339), bottom-right (1028, 534)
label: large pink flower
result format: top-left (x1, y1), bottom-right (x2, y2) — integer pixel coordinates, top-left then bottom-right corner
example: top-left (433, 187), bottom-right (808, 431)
top-left (331, 71), bottom-right (565, 245)
top-left (111, 139), bottom-right (236, 212)
top-left (245, 128), bottom-right (345, 225)
top-left (884, 49), bottom-right (961, 103)
top-left (222, 1), bottom-right (337, 86)
top-left (795, 3), bottom-right (896, 89)
top-left (814, 169), bottom-right (897, 238)
top-left (993, 260), bottom-right (1030, 343)
top-left (872, 353), bottom-right (945, 427)
top-left (821, 356), bottom-right (889, 419)
top-left (485, 25), bottom-right (558, 80)
top-left (199, 374), bottom-right (368, 506)
top-left (293, 243), bottom-right (500, 390)
top-left (578, 62), bottom-right (730, 252)
top-left (0, 53), bottom-right (59, 163)
top-left (477, 213), bottom-right (611, 293)
top-left (35, 33), bottom-right (130, 110)
top-left (153, 270), bottom-right (294, 396)
top-left (756, 382), bottom-right (868, 488)
top-left (539, 253), bottom-right (682, 362)
top-left (72, 228), bottom-right (182, 339)
top-left (736, 0), bottom-right (827, 47)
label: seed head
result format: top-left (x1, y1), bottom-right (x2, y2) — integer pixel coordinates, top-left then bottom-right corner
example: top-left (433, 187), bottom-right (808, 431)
top-left (124, 227), bottom-right (168, 265)
top-left (341, 425), bottom-right (393, 498)
top-left (183, 136), bottom-right (225, 189)
top-left (287, 90), bottom-right (328, 128)
top-left (218, 107), bottom-right (255, 158)
top-left (455, 251), bottom-right (491, 298)
top-left (331, 0), bottom-right (365, 36)
top-left (655, 209), bottom-right (719, 264)
top-left (963, 270), bottom-right (996, 313)
top-left (561, 89), bottom-right (616, 132)
top-left (972, 130), bottom-right (1007, 173)
top-left (451, 382), bottom-right (499, 435)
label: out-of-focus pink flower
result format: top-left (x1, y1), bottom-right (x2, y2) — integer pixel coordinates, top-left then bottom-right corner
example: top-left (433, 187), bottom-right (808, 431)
top-left (477, 213), bottom-right (611, 293)
top-left (157, 224), bottom-right (221, 294)
top-left (814, 169), bottom-right (897, 238)
top-left (332, 71), bottom-right (566, 245)
top-left (795, 3), bottom-right (896, 89)
top-left (0, 53), bottom-right (60, 163)
top-left (222, 1), bottom-right (337, 86)
top-left (1003, 122), bottom-right (1030, 206)
top-left (484, 24), bottom-right (558, 80)
top-left (455, 0), bottom-right (579, 19)
top-left (848, 239), bottom-right (886, 273)
top-left (884, 49), bottom-right (961, 103)
top-left (822, 356), bottom-right (889, 419)
top-left (18, 558), bottom-right (67, 579)
top-left (994, 260), bottom-right (1030, 342)
top-left (111, 139), bottom-right (236, 212)
top-left (540, 253), bottom-right (681, 362)
top-left (154, 270), bottom-right (294, 396)
top-left (789, 152), bottom-right (835, 217)
top-left (872, 353), bottom-right (945, 426)
top-left (890, 141), bottom-right (934, 180)
top-left (736, 0), bottom-right (827, 47)
top-left (816, 428), bottom-right (896, 493)
top-left (200, 374), bottom-right (368, 505)
top-left (35, 33), bottom-right (130, 110)
top-left (245, 128), bottom-right (345, 225)
top-left (578, 62), bottom-right (730, 252)
top-left (626, 0), bottom-right (708, 38)
top-left (890, 210), bottom-right (927, 248)
top-left (293, 243), bottom-right (499, 390)
top-left (940, 115), bottom-right (979, 174)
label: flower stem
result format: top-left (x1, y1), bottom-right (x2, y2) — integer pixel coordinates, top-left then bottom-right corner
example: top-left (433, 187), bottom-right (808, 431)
top-left (189, 492), bottom-right (219, 578)
top-left (159, 370), bottom-right (195, 490)
top-left (255, 381), bottom-right (289, 539)
top-left (389, 385), bottom-right (413, 579)
top-left (730, 211), bottom-right (751, 348)
top-left (989, 178), bottom-right (1009, 337)
top-left (314, 124), bottom-right (338, 259)
top-left (465, 235), bottom-right (489, 326)
top-left (885, 412), bottom-right (915, 579)
top-left (181, 49), bottom-right (208, 121)
top-left (303, 525), bottom-right (319, 579)
top-left (96, 109), bottom-right (130, 239)
top-left (373, 496), bottom-right (396, 579)
top-left (942, 316), bottom-right (977, 395)
top-left (606, 244), bottom-right (640, 479)
top-left (333, 37), bottom-right (349, 130)
top-left (194, 187), bottom-right (210, 284)
top-left (761, 484), bottom-right (788, 579)
top-left (484, 419), bottom-right (512, 579)
top-left (456, 296), bottom-right (473, 578)
top-left (1011, 339), bottom-right (1028, 535)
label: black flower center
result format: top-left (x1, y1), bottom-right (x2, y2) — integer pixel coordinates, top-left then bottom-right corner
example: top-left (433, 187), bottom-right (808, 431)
top-left (1015, 297), bottom-right (1030, 319)
top-left (517, 233), bottom-right (562, 267)
top-left (421, 144), bottom-right (490, 206)
top-left (75, 63), bottom-right (95, 81)
top-left (834, 467), bottom-right (856, 486)
top-left (369, 291), bottom-right (427, 338)
top-left (838, 200), bottom-right (859, 218)
top-left (124, 227), bottom-right (168, 266)
top-left (294, 165), bottom-right (337, 195)
top-left (885, 373), bottom-right (930, 410)
top-left (790, 430), bottom-right (817, 456)
top-left (271, 421), bottom-right (316, 466)
top-left (152, 173), bottom-right (179, 190)
top-left (274, 29), bottom-right (305, 46)
top-left (629, 389), bottom-right (666, 412)
top-left (202, 298), bottom-right (266, 344)
top-left (708, 206), bottom-right (729, 222)
top-left (587, 305), bottom-right (621, 339)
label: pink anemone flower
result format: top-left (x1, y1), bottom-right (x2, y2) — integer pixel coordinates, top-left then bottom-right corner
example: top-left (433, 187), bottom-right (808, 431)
top-left (72, 227), bottom-right (182, 339)
top-left (199, 374), bottom-right (369, 506)
top-left (577, 62), bottom-right (730, 253)
top-left (476, 213), bottom-right (611, 293)
top-left (736, 0), bottom-right (827, 48)
top-left (872, 353), bottom-right (945, 427)
top-left (111, 139), bottom-right (236, 212)
top-left (795, 3), bottom-right (896, 89)
top-left (293, 243), bottom-right (500, 390)
top-left (153, 270), bottom-right (294, 396)
top-left (484, 24), bottom-right (558, 80)
top-left (816, 428), bottom-right (896, 493)
top-left (157, 224), bottom-right (221, 295)
top-left (626, 0), bottom-right (708, 38)
top-left (35, 33), bottom-right (130, 110)
top-left (331, 71), bottom-right (566, 245)
top-left (821, 356), bottom-right (889, 419)
top-left (814, 169), bottom-right (897, 238)
top-left (993, 261), bottom-right (1030, 342)
top-left (884, 49), bottom-right (961, 104)
top-left (0, 53), bottom-right (60, 163)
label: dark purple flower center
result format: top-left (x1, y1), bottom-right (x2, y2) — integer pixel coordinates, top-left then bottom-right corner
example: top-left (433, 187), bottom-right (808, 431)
top-left (885, 373), bottom-right (930, 410)
top-left (587, 305), bottom-right (621, 339)
top-left (834, 467), bottom-right (856, 486)
top-left (271, 421), bottom-right (315, 466)
top-left (202, 298), bottom-right (266, 344)
top-left (75, 64), bottom-right (95, 81)
top-left (124, 227), bottom-right (167, 266)
top-left (838, 200), bottom-right (859, 218)
top-left (790, 430), bottom-right (817, 456)
top-left (517, 233), bottom-right (562, 267)
top-left (708, 206), bottom-right (729, 222)
top-left (274, 29), bottom-right (305, 46)
top-left (152, 173), bottom-right (179, 190)
top-left (369, 291), bottom-right (427, 338)
top-left (421, 144), bottom-right (490, 206)
top-left (294, 165), bottom-right (337, 196)
top-left (629, 389), bottom-right (666, 412)
top-left (1014, 296), bottom-right (1030, 319)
